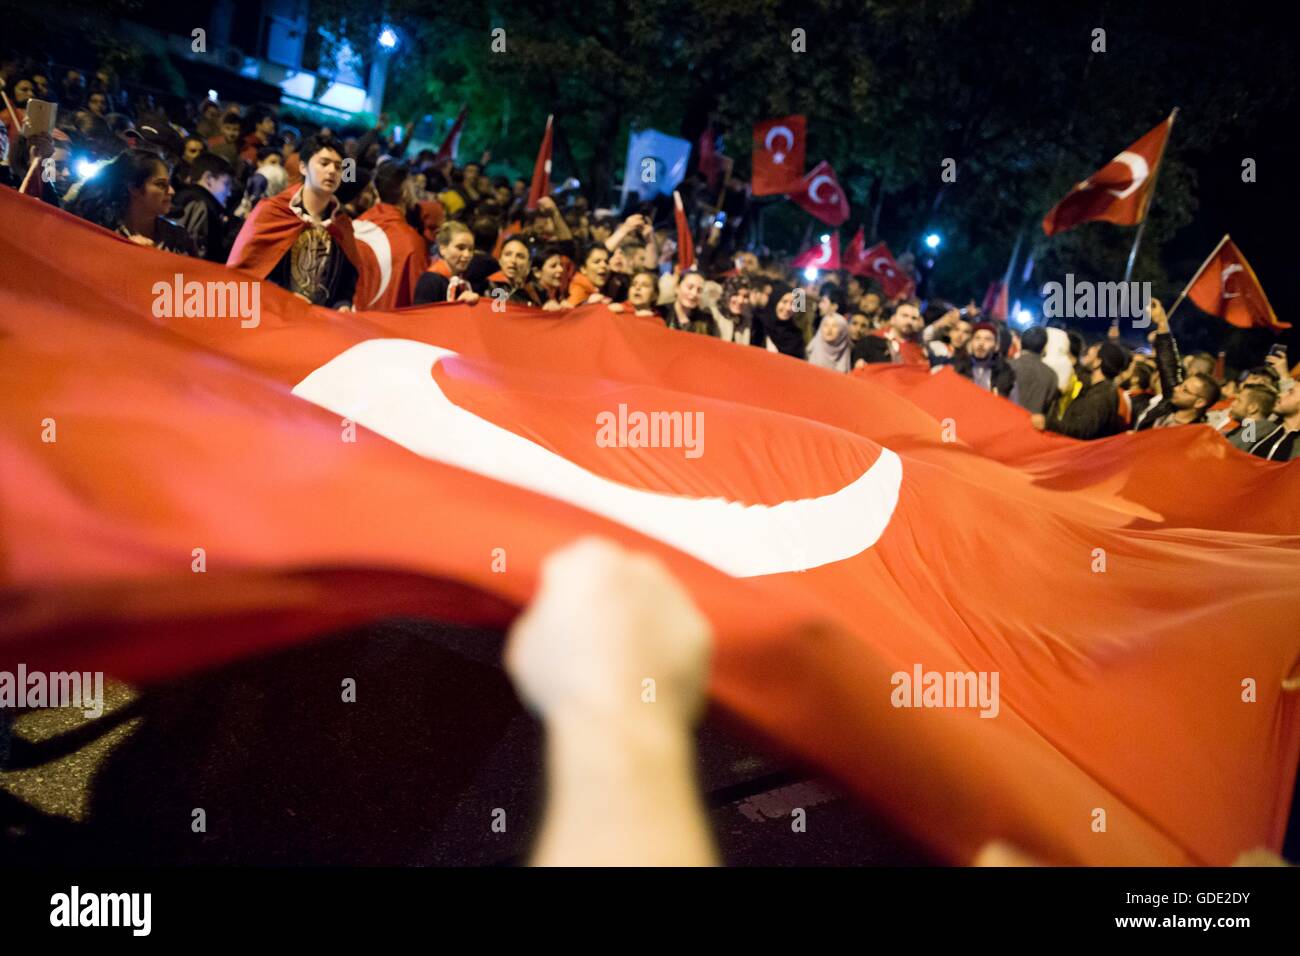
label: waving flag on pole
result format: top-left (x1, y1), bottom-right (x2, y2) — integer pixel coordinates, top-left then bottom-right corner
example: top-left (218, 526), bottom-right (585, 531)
top-left (752, 115), bottom-right (806, 196)
top-left (1042, 110), bottom-right (1176, 236)
top-left (981, 280), bottom-right (1009, 323)
top-left (673, 190), bottom-right (695, 272)
top-left (791, 232), bottom-right (840, 271)
top-left (790, 161), bottom-right (850, 226)
top-left (3, 187), bottom-right (1299, 868)
top-left (858, 242), bottom-right (913, 299)
top-left (1181, 234), bottom-right (1289, 331)
top-left (433, 105), bottom-right (468, 164)
top-left (843, 227), bottom-right (872, 277)
top-left (620, 128), bottom-right (692, 208)
top-left (525, 114), bottom-right (554, 211)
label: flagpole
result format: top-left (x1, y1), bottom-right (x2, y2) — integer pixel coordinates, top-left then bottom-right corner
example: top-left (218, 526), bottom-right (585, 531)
top-left (1167, 233), bottom-right (1228, 320)
top-left (1122, 107), bottom-right (1178, 285)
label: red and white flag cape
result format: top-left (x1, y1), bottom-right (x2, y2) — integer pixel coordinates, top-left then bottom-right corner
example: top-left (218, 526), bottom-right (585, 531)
top-left (790, 160), bottom-right (849, 226)
top-left (751, 115), bottom-right (806, 196)
top-left (525, 114), bottom-right (553, 211)
top-left (1042, 111), bottom-right (1176, 236)
top-left (2, 187), bottom-right (1298, 867)
top-left (354, 202), bottom-right (431, 311)
top-left (1183, 234), bottom-right (1289, 331)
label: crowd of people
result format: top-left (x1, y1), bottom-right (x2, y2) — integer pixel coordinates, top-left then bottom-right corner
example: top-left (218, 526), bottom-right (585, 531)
top-left (2, 49), bottom-right (1295, 461)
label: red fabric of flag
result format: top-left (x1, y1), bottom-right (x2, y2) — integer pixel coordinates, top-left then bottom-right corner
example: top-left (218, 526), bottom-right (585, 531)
top-left (3, 187), bottom-right (1299, 868)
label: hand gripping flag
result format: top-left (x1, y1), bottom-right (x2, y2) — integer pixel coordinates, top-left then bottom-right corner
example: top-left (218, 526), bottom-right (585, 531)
top-left (2, 187), bottom-right (1299, 867)
top-left (1042, 111), bottom-right (1176, 236)
top-left (1182, 234), bottom-right (1289, 331)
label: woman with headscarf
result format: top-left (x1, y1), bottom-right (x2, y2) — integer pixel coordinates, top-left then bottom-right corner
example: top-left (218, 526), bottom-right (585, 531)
top-left (761, 284), bottom-right (806, 359)
top-left (67, 147), bottom-right (197, 255)
top-left (805, 311), bottom-right (851, 372)
top-left (413, 220), bottom-right (480, 305)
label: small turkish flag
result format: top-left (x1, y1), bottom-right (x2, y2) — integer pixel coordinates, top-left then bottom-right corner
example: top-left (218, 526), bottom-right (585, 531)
top-left (673, 191), bottom-right (695, 272)
top-left (1042, 110), bottom-right (1176, 236)
top-left (526, 114), bottom-right (554, 211)
top-left (752, 115), bottom-right (806, 196)
top-left (1185, 235), bottom-right (1289, 331)
top-left (790, 161), bottom-right (849, 226)
top-left (791, 232), bottom-right (840, 271)
top-left (981, 281), bottom-right (1009, 323)
top-left (843, 228), bottom-right (872, 277)
top-left (857, 242), bottom-right (913, 299)
top-left (434, 105), bottom-right (468, 164)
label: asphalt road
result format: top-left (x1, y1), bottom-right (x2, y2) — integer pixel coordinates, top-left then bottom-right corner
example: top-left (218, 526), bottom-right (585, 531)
top-left (0, 619), bottom-right (936, 866)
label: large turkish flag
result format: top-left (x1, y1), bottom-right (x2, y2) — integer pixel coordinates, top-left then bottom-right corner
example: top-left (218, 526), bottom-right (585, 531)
top-left (2, 188), bottom-right (1298, 866)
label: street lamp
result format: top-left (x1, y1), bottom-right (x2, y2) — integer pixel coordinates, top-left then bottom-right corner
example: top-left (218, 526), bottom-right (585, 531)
top-left (924, 232), bottom-right (941, 250)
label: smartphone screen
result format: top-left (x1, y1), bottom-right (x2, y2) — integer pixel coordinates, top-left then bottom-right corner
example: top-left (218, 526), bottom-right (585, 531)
top-left (24, 98), bottom-right (57, 136)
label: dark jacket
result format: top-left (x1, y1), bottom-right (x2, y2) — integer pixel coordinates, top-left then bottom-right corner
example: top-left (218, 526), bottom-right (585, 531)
top-left (1008, 352), bottom-right (1059, 415)
top-left (1134, 331), bottom-right (1187, 431)
top-left (1048, 377), bottom-right (1126, 439)
top-left (173, 183), bottom-right (236, 262)
top-left (1226, 418), bottom-right (1284, 453)
top-left (1251, 426), bottom-right (1300, 461)
top-left (953, 351), bottom-right (1016, 398)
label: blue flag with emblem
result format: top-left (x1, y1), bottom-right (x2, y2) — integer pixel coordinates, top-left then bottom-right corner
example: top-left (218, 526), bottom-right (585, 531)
top-left (619, 128), bottom-right (692, 208)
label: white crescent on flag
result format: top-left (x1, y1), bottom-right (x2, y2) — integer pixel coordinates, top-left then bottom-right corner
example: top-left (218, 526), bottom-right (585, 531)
top-left (872, 257), bottom-right (895, 276)
top-left (808, 174), bottom-right (837, 204)
top-left (1221, 263), bottom-right (1244, 299)
top-left (1105, 151), bottom-right (1150, 200)
top-left (764, 125), bottom-right (794, 163)
top-left (351, 220), bottom-right (393, 308)
top-left (292, 339), bottom-right (903, 577)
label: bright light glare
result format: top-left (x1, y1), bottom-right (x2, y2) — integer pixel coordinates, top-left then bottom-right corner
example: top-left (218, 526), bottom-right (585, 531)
top-left (378, 28), bottom-right (398, 49)
top-left (77, 158), bottom-right (104, 180)
top-left (1014, 308), bottom-right (1034, 327)
top-left (803, 267), bottom-right (819, 282)
top-left (924, 233), bottom-right (941, 250)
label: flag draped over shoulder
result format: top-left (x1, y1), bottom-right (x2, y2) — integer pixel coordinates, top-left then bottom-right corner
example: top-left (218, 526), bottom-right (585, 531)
top-left (2, 187), bottom-right (1298, 867)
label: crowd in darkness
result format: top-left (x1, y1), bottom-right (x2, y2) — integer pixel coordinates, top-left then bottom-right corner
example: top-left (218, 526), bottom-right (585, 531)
top-left (2, 48), bottom-right (1296, 461)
